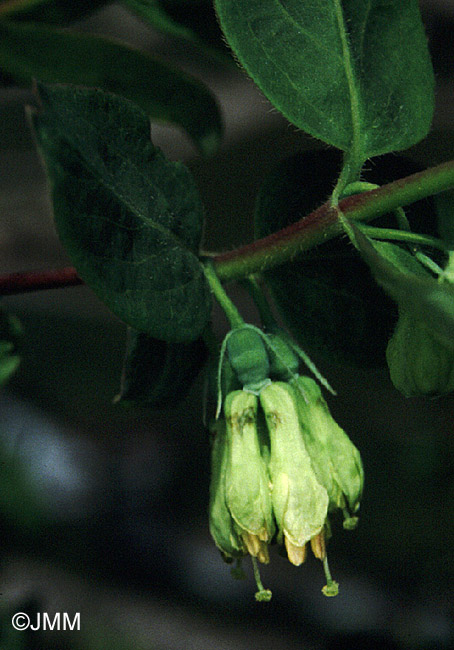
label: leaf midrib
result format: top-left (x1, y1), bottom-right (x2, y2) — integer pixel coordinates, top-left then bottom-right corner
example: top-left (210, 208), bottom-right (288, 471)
top-left (333, 0), bottom-right (363, 160)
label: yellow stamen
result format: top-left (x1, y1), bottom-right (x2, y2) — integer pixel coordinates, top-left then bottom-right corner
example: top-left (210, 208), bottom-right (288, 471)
top-left (285, 535), bottom-right (307, 566)
top-left (310, 531), bottom-right (326, 560)
top-left (242, 533), bottom-right (270, 564)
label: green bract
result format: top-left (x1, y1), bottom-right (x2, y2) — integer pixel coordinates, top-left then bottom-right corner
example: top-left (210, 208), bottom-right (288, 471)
top-left (386, 309), bottom-right (454, 397)
top-left (266, 333), bottom-right (300, 380)
top-left (259, 382), bottom-right (329, 565)
top-left (291, 376), bottom-right (364, 527)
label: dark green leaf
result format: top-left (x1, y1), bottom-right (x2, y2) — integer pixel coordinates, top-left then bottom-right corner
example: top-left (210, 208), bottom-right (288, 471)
top-left (0, 0), bottom-right (108, 24)
top-left (0, 307), bottom-right (22, 386)
top-left (116, 328), bottom-right (208, 407)
top-left (0, 20), bottom-right (222, 155)
top-left (255, 150), bottom-right (438, 366)
top-left (121, 0), bottom-right (233, 66)
top-left (215, 0), bottom-right (434, 158)
top-left (34, 83), bottom-right (211, 342)
top-left (350, 224), bottom-right (454, 350)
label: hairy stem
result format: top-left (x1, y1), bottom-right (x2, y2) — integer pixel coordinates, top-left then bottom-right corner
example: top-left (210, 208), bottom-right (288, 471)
top-left (214, 160), bottom-right (454, 282)
top-left (1, 160), bottom-right (454, 295)
top-left (202, 261), bottom-right (244, 328)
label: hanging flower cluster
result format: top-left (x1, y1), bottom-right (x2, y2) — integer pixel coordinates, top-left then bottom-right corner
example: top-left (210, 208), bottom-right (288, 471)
top-left (208, 325), bottom-right (364, 601)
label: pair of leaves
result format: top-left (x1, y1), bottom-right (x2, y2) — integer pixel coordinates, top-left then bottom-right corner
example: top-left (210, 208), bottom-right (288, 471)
top-left (34, 83), bottom-right (211, 343)
top-left (255, 150), bottom-right (439, 367)
top-left (0, 15), bottom-right (222, 155)
top-left (215, 0), bottom-right (434, 159)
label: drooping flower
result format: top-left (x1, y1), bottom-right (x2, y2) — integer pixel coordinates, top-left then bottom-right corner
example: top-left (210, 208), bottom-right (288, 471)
top-left (291, 376), bottom-right (364, 529)
top-left (223, 390), bottom-right (275, 563)
top-left (259, 382), bottom-right (329, 565)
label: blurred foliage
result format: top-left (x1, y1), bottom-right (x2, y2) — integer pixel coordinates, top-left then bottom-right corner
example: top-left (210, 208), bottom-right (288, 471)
top-left (0, 308), bottom-right (22, 386)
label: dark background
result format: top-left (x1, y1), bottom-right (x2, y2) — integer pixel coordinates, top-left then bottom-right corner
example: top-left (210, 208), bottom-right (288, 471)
top-left (0, 1), bottom-right (453, 648)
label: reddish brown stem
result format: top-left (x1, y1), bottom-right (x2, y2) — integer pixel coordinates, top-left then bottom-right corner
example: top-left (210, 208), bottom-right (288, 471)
top-left (1, 159), bottom-right (454, 295)
top-left (0, 267), bottom-right (83, 295)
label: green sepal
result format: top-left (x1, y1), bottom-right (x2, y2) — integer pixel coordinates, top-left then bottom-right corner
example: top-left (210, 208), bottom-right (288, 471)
top-left (259, 382), bottom-right (328, 548)
top-left (386, 309), bottom-right (454, 397)
top-left (224, 390), bottom-right (274, 544)
top-left (291, 376), bottom-right (364, 515)
top-left (209, 420), bottom-right (246, 559)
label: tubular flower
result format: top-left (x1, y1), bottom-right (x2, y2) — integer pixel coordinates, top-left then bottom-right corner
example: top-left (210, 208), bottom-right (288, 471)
top-left (291, 376), bottom-right (364, 528)
top-left (259, 382), bottom-right (329, 565)
top-left (224, 390), bottom-right (275, 563)
top-left (208, 419), bottom-right (246, 560)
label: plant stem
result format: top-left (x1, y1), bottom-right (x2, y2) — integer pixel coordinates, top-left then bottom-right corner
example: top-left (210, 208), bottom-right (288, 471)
top-left (0, 267), bottom-right (82, 295)
top-left (214, 159), bottom-right (454, 282)
top-left (202, 261), bottom-right (244, 328)
top-left (1, 160), bottom-right (454, 296)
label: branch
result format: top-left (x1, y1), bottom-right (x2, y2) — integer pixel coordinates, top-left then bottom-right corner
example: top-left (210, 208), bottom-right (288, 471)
top-left (213, 160), bottom-right (454, 282)
top-left (1, 159), bottom-right (454, 295)
top-left (0, 267), bottom-right (82, 295)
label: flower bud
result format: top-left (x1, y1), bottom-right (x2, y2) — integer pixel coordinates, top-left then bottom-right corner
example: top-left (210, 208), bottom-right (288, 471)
top-left (291, 376), bottom-right (364, 521)
top-left (224, 390), bottom-right (275, 562)
top-left (259, 382), bottom-right (328, 565)
top-left (386, 308), bottom-right (454, 396)
top-left (208, 420), bottom-right (246, 559)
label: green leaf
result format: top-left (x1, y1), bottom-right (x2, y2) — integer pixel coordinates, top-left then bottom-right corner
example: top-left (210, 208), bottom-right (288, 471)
top-left (120, 0), bottom-right (233, 66)
top-left (215, 0), bottom-right (434, 159)
top-left (116, 328), bottom-right (208, 407)
top-left (350, 224), bottom-right (454, 350)
top-left (0, 19), bottom-right (222, 155)
top-left (255, 150), bottom-right (438, 366)
top-left (0, 0), bottom-right (108, 24)
top-left (34, 82), bottom-right (211, 342)
top-left (0, 307), bottom-right (22, 386)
